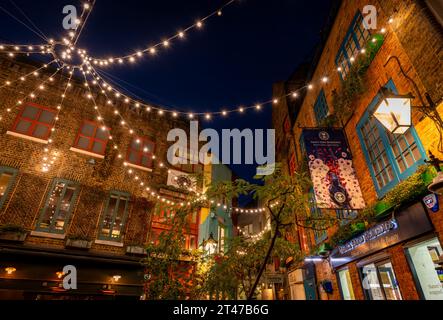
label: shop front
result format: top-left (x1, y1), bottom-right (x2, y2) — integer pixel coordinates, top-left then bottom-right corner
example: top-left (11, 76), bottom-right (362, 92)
top-left (330, 201), bottom-right (443, 300)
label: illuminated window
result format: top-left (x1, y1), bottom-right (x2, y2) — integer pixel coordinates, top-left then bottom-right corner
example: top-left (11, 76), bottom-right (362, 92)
top-left (36, 179), bottom-right (79, 234)
top-left (127, 136), bottom-right (155, 169)
top-left (73, 120), bottom-right (110, 155)
top-left (0, 167), bottom-right (18, 210)
top-left (11, 103), bottom-right (56, 140)
top-left (99, 191), bottom-right (130, 241)
top-left (337, 268), bottom-right (356, 300)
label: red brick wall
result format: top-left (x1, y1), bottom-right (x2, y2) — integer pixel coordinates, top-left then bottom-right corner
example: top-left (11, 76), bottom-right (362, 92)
top-left (0, 57), bottom-right (190, 255)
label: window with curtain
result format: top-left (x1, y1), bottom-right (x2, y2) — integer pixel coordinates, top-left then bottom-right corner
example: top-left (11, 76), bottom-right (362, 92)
top-left (99, 191), bottom-right (130, 241)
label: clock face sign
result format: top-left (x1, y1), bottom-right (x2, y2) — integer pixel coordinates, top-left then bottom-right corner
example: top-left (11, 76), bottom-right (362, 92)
top-left (334, 192), bottom-right (347, 204)
top-left (319, 131), bottom-right (330, 141)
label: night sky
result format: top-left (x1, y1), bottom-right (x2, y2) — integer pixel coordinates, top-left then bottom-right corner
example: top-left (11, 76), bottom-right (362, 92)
top-left (0, 0), bottom-right (333, 183)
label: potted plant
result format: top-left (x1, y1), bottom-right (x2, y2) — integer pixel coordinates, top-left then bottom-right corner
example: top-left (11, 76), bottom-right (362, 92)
top-left (66, 234), bottom-right (93, 249)
top-left (0, 224), bottom-right (28, 242)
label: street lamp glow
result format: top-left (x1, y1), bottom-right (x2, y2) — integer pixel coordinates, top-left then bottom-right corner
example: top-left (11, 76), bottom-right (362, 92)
top-left (373, 87), bottom-right (414, 134)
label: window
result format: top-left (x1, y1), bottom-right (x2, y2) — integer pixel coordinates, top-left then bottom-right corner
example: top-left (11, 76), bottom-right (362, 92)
top-left (73, 121), bottom-right (110, 155)
top-left (335, 12), bottom-right (372, 79)
top-left (309, 188), bottom-right (327, 245)
top-left (11, 103), bottom-right (56, 141)
top-left (126, 136), bottom-right (155, 169)
top-left (338, 268), bottom-right (356, 300)
top-left (99, 191), bottom-right (130, 241)
top-left (0, 167), bottom-right (18, 210)
top-left (243, 224), bottom-right (253, 236)
top-left (314, 90), bottom-right (329, 124)
top-left (185, 235), bottom-right (197, 250)
top-left (406, 237), bottom-right (443, 300)
top-left (360, 260), bottom-right (402, 300)
top-left (357, 80), bottom-right (426, 197)
top-left (36, 179), bottom-right (79, 234)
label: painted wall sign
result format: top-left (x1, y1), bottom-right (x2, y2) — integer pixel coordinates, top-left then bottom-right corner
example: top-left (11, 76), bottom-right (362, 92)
top-left (330, 202), bottom-right (434, 269)
top-left (302, 129), bottom-right (365, 210)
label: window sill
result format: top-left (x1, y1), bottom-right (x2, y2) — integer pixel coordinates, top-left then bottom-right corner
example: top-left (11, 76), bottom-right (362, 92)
top-left (70, 147), bottom-right (105, 159)
top-left (127, 162), bottom-right (153, 172)
top-left (94, 239), bottom-right (124, 247)
top-left (6, 131), bottom-right (49, 144)
top-left (30, 231), bottom-right (66, 239)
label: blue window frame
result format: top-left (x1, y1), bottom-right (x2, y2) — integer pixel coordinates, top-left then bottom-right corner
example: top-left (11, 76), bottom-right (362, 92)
top-left (314, 90), bottom-right (329, 124)
top-left (335, 11), bottom-right (372, 79)
top-left (357, 80), bottom-right (427, 198)
top-left (36, 178), bottom-right (79, 234)
top-left (99, 191), bottom-right (130, 241)
top-left (309, 188), bottom-right (328, 245)
top-left (0, 166), bottom-right (18, 210)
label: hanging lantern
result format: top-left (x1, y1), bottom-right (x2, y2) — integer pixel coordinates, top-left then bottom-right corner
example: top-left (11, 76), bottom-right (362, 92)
top-left (373, 87), bottom-right (414, 134)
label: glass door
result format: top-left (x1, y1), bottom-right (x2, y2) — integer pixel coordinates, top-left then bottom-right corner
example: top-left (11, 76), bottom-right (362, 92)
top-left (361, 260), bottom-right (402, 300)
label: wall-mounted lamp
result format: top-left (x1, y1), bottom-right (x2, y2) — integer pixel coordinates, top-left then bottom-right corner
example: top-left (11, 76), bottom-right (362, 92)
top-left (112, 275), bottom-right (122, 282)
top-left (5, 267), bottom-right (16, 275)
top-left (376, 56), bottom-right (443, 152)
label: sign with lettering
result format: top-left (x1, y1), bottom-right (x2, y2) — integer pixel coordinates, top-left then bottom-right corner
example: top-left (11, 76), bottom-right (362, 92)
top-left (330, 202), bottom-right (434, 269)
top-left (302, 129), bottom-right (365, 210)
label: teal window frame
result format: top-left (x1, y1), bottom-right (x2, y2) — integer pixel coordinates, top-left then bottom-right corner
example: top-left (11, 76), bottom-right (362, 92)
top-left (0, 166), bottom-right (18, 210)
top-left (36, 178), bottom-right (80, 234)
top-left (314, 89), bottom-right (329, 124)
top-left (335, 11), bottom-right (372, 80)
top-left (98, 190), bottom-right (130, 241)
top-left (356, 80), bottom-right (427, 198)
top-left (309, 188), bottom-right (328, 245)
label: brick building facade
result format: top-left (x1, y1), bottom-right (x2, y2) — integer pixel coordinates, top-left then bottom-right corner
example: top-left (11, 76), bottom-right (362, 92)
top-left (273, 0), bottom-right (443, 300)
top-left (0, 56), bottom-right (200, 299)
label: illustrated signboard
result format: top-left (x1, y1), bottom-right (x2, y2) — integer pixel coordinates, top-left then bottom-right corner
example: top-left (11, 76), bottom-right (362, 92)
top-left (302, 129), bottom-right (365, 210)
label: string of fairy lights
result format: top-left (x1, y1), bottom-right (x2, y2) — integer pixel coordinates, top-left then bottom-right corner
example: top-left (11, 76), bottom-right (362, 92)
top-left (0, 0), bottom-right (397, 237)
top-left (86, 0), bottom-right (237, 67)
